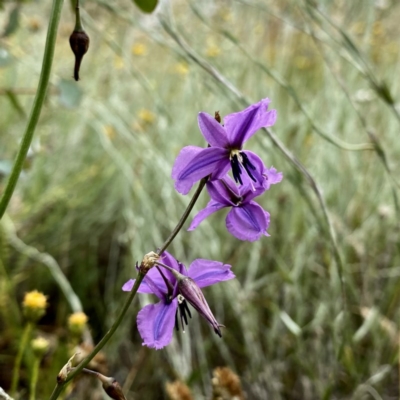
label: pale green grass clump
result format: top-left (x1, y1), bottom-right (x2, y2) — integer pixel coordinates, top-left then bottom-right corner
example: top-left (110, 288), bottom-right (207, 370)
top-left (0, 0), bottom-right (400, 398)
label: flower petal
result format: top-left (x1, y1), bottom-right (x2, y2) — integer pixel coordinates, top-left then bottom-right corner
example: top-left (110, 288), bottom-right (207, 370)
top-left (172, 146), bottom-right (203, 180)
top-left (188, 259), bottom-right (235, 288)
top-left (239, 150), bottom-right (266, 189)
top-left (263, 166), bottom-right (283, 190)
top-left (122, 277), bottom-right (164, 298)
top-left (226, 202), bottom-right (270, 241)
top-left (137, 299), bottom-right (178, 350)
top-left (122, 279), bottom-right (135, 292)
top-left (159, 251), bottom-right (181, 282)
top-left (188, 200), bottom-right (226, 231)
top-left (198, 112), bottom-right (229, 147)
top-left (206, 178), bottom-right (239, 206)
top-left (224, 98), bottom-right (277, 147)
top-left (173, 147), bottom-right (229, 195)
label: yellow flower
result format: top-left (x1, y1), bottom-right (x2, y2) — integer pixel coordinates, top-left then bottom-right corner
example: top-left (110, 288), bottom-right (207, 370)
top-left (132, 43), bottom-right (147, 56)
top-left (23, 290), bottom-right (47, 322)
top-left (174, 62), bottom-right (189, 75)
top-left (138, 109), bottom-right (156, 125)
top-left (103, 125), bottom-right (116, 140)
top-left (68, 311), bottom-right (88, 336)
top-left (23, 290), bottom-right (47, 310)
top-left (205, 43), bottom-right (221, 58)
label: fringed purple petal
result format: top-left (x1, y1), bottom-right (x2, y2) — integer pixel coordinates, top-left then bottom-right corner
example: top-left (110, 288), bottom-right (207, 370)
top-left (198, 112), bottom-right (229, 147)
top-left (188, 200), bottom-right (226, 231)
top-left (137, 299), bottom-right (178, 350)
top-left (188, 259), bottom-right (235, 288)
top-left (225, 202), bottom-right (270, 241)
top-left (224, 98), bottom-right (277, 147)
top-left (263, 167), bottom-right (283, 190)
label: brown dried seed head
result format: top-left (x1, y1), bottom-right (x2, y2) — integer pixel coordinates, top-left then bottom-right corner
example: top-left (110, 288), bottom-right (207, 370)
top-left (165, 380), bottom-right (193, 400)
top-left (212, 367), bottom-right (244, 400)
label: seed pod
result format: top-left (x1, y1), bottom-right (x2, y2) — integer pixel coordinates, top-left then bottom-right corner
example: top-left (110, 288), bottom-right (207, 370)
top-left (69, 29), bottom-right (90, 81)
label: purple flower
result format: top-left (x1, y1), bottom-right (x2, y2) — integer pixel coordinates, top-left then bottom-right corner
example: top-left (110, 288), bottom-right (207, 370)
top-left (188, 170), bottom-right (281, 241)
top-left (172, 98), bottom-right (277, 195)
top-left (122, 252), bottom-right (234, 349)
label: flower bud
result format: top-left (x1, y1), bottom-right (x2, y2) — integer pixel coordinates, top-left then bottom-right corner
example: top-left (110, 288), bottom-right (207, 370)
top-left (96, 373), bottom-right (127, 400)
top-left (22, 290), bottom-right (47, 322)
top-left (69, 29), bottom-right (90, 81)
top-left (178, 277), bottom-right (222, 337)
top-left (31, 336), bottom-right (50, 358)
top-left (68, 311), bottom-right (88, 336)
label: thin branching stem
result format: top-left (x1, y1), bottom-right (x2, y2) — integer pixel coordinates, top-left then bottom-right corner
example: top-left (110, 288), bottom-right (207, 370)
top-left (0, 0), bottom-right (64, 220)
top-left (157, 178), bottom-right (207, 255)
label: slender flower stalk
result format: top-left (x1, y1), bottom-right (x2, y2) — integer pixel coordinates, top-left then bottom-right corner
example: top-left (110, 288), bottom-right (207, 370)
top-left (0, 0), bottom-right (65, 220)
top-left (11, 323), bottom-right (32, 396)
top-left (29, 357), bottom-right (40, 400)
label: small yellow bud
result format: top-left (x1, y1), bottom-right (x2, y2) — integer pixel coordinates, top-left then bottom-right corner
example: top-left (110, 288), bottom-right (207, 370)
top-left (31, 337), bottom-right (50, 358)
top-left (131, 43), bottom-right (147, 56)
top-left (138, 109), bottom-right (156, 125)
top-left (68, 311), bottom-right (88, 336)
top-left (22, 290), bottom-right (47, 322)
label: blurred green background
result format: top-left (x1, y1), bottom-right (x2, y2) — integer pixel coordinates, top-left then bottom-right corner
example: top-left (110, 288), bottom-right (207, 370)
top-left (1, 0), bottom-right (400, 398)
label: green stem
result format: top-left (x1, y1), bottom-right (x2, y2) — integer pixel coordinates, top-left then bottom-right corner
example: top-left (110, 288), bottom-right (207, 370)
top-left (48, 272), bottom-right (146, 400)
top-left (29, 357), bottom-right (40, 400)
top-left (0, 0), bottom-right (65, 220)
top-left (157, 178), bottom-right (207, 255)
top-left (11, 322), bottom-right (32, 396)
top-left (74, 0), bottom-right (83, 31)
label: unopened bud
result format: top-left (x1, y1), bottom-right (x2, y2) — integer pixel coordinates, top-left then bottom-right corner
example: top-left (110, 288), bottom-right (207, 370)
top-left (69, 29), bottom-right (90, 81)
top-left (68, 311), bottom-right (88, 336)
top-left (96, 373), bottom-right (127, 400)
top-left (22, 290), bottom-right (47, 322)
top-left (31, 337), bottom-right (50, 358)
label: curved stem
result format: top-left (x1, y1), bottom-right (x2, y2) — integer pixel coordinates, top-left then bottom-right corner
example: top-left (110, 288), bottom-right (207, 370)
top-left (0, 0), bottom-right (65, 220)
top-left (11, 322), bottom-right (32, 396)
top-left (157, 177), bottom-right (207, 255)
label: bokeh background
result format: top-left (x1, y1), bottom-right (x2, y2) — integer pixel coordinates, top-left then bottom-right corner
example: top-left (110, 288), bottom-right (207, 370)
top-left (1, 0), bottom-right (400, 398)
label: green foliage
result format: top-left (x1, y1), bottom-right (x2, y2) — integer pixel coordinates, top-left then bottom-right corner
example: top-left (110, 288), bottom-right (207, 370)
top-left (1, 0), bottom-right (400, 398)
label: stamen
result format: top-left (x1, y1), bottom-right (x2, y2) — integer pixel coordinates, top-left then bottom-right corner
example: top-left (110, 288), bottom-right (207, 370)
top-left (229, 151), bottom-right (257, 187)
top-left (240, 152), bottom-right (257, 182)
top-left (230, 154), bottom-right (243, 185)
top-left (176, 295), bottom-right (191, 333)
